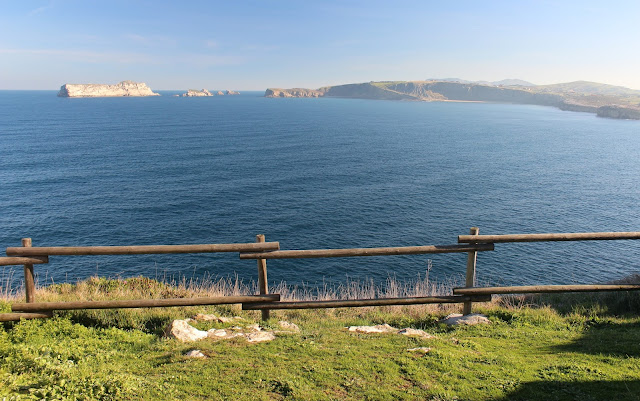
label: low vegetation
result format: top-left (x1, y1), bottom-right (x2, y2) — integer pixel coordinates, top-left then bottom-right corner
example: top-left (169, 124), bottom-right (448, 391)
top-left (1, 276), bottom-right (639, 400)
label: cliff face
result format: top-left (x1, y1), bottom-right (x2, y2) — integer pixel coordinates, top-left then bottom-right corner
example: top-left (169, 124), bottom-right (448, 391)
top-left (58, 81), bottom-right (160, 97)
top-left (265, 80), bottom-right (640, 120)
top-left (597, 105), bottom-right (640, 119)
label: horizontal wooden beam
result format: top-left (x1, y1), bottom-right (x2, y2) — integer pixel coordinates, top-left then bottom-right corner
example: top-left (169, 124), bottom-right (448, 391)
top-left (12, 294), bottom-right (280, 312)
top-left (0, 256), bottom-right (48, 266)
top-left (0, 312), bottom-right (52, 322)
top-left (239, 244), bottom-right (493, 260)
top-left (453, 285), bottom-right (640, 295)
top-left (6, 242), bottom-right (280, 256)
top-left (458, 232), bottom-right (640, 244)
top-left (242, 295), bottom-right (491, 310)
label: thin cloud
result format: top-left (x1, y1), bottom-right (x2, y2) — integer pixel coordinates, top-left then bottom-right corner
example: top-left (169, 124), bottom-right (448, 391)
top-left (0, 48), bottom-right (155, 64)
top-left (122, 34), bottom-right (177, 47)
top-left (204, 39), bottom-right (219, 49)
top-left (28, 1), bottom-right (54, 16)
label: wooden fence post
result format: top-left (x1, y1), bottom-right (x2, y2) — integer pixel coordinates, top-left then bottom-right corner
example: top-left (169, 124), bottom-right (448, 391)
top-left (256, 234), bottom-right (270, 321)
top-left (463, 227), bottom-right (479, 315)
top-left (22, 238), bottom-right (35, 303)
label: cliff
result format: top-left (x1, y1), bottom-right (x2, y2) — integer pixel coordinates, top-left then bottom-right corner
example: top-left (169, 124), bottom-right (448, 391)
top-left (265, 80), bottom-right (640, 120)
top-left (182, 89), bottom-right (213, 97)
top-left (597, 105), bottom-right (640, 119)
top-left (265, 88), bottom-right (325, 98)
top-left (58, 81), bottom-right (160, 97)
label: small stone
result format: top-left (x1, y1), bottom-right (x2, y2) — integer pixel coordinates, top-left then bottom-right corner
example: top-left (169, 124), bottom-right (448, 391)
top-left (218, 316), bottom-right (243, 323)
top-left (193, 313), bottom-right (218, 321)
top-left (440, 313), bottom-right (490, 326)
top-left (164, 320), bottom-right (208, 342)
top-left (407, 347), bottom-right (431, 354)
top-left (397, 328), bottom-right (434, 338)
top-left (244, 332), bottom-right (276, 343)
top-left (277, 321), bottom-right (301, 332)
top-left (184, 350), bottom-right (207, 358)
top-left (245, 323), bottom-right (262, 332)
top-left (347, 324), bottom-right (398, 334)
top-left (207, 329), bottom-right (241, 340)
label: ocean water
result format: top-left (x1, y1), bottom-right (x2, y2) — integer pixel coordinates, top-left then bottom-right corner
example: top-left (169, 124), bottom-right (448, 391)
top-left (1, 90), bottom-right (639, 289)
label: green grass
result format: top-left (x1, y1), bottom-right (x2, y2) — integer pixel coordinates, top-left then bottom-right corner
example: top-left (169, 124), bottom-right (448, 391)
top-left (2, 278), bottom-right (640, 400)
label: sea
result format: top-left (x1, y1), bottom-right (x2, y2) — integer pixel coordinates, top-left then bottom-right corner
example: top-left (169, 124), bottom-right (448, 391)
top-left (1, 90), bottom-right (639, 290)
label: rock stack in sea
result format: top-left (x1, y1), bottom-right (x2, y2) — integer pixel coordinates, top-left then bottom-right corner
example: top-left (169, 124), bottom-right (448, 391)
top-left (181, 89), bottom-right (214, 97)
top-left (57, 81), bottom-right (160, 97)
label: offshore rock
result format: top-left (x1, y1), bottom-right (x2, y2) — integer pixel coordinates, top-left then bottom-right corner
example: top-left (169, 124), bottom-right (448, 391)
top-left (265, 88), bottom-right (325, 98)
top-left (216, 91), bottom-right (225, 95)
top-left (182, 89), bottom-right (213, 97)
top-left (57, 80), bottom-right (160, 97)
top-left (225, 90), bottom-right (240, 95)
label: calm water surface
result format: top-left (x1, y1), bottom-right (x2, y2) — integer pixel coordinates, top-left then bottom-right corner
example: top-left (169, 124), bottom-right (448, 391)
top-left (1, 91), bottom-right (639, 288)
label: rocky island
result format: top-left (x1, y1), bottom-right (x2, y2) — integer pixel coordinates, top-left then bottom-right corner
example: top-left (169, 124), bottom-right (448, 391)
top-left (181, 89), bottom-right (213, 97)
top-left (57, 81), bottom-right (160, 97)
top-left (266, 80), bottom-right (640, 120)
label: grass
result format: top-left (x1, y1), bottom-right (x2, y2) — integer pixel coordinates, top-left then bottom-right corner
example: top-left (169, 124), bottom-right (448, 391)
top-left (1, 276), bottom-right (640, 400)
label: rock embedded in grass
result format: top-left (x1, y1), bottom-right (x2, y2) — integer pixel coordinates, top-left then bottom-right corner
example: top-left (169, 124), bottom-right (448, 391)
top-left (184, 350), bottom-right (207, 358)
top-left (165, 320), bottom-right (209, 342)
top-left (398, 328), bottom-right (434, 338)
top-left (277, 321), bottom-right (301, 333)
top-left (440, 313), bottom-right (490, 326)
top-left (347, 324), bottom-right (398, 333)
top-left (407, 347), bottom-right (432, 354)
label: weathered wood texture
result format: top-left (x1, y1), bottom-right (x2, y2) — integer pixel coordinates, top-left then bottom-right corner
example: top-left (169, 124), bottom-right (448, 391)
top-left (463, 227), bottom-right (479, 315)
top-left (458, 232), bottom-right (640, 244)
top-left (22, 238), bottom-right (35, 303)
top-left (239, 244), bottom-right (494, 259)
top-left (454, 285), bottom-right (640, 295)
top-left (256, 234), bottom-right (270, 321)
top-left (242, 295), bottom-right (492, 310)
top-left (12, 294), bottom-right (281, 312)
top-left (0, 256), bottom-right (48, 266)
top-left (6, 242), bottom-right (280, 256)
top-left (0, 312), bottom-right (53, 322)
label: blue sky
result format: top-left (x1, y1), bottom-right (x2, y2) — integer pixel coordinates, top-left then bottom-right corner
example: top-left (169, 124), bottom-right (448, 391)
top-left (2, 0), bottom-right (640, 90)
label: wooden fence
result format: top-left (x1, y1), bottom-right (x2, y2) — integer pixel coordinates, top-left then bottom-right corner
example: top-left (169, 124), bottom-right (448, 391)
top-left (1, 229), bottom-right (640, 322)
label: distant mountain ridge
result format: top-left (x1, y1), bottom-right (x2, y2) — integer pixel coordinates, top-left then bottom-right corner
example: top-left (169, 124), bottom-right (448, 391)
top-left (265, 79), bottom-right (640, 120)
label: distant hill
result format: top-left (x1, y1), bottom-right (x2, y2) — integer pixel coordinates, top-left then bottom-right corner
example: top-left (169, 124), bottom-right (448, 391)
top-left (265, 79), bottom-right (640, 120)
top-left (534, 81), bottom-right (640, 97)
top-left (428, 78), bottom-right (535, 87)
top-left (492, 79), bottom-right (535, 87)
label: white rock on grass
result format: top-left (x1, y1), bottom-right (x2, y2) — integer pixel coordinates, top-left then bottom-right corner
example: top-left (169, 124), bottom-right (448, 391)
top-left (184, 350), bottom-right (207, 358)
top-left (245, 323), bottom-right (262, 332)
top-left (193, 313), bottom-right (218, 321)
top-left (218, 316), bottom-right (244, 323)
top-left (164, 320), bottom-right (208, 342)
top-left (347, 324), bottom-right (398, 334)
top-left (398, 328), bottom-right (434, 338)
top-left (407, 347), bottom-right (432, 354)
top-left (440, 313), bottom-right (490, 326)
top-left (244, 332), bottom-right (276, 343)
top-left (277, 321), bottom-right (301, 333)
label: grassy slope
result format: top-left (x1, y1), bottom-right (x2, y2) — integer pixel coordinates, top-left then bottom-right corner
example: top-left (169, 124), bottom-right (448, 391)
top-left (1, 279), bottom-right (640, 400)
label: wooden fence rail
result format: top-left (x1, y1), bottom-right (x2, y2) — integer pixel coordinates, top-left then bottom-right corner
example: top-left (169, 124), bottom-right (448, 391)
top-left (1, 229), bottom-right (639, 323)
top-left (6, 242), bottom-right (280, 256)
top-left (458, 231), bottom-right (640, 244)
top-left (239, 244), bottom-right (493, 259)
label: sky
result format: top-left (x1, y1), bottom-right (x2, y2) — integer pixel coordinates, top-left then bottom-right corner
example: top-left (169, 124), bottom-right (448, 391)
top-left (1, 0), bottom-right (640, 91)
